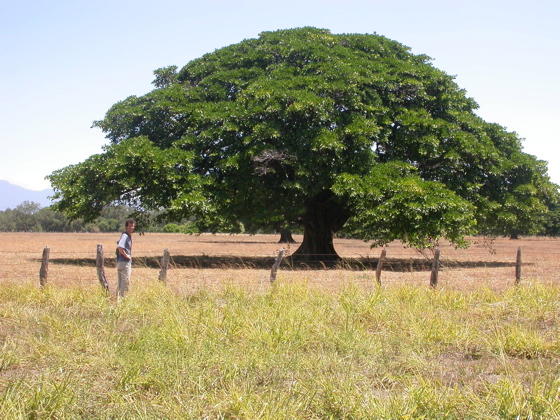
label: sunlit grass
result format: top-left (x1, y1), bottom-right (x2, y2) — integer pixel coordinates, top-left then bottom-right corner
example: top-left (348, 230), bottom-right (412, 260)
top-left (1, 281), bottom-right (560, 418)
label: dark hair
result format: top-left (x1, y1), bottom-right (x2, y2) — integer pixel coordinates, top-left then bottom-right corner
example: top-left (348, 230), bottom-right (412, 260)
top-left (125, 218), bottom-right (136, 227)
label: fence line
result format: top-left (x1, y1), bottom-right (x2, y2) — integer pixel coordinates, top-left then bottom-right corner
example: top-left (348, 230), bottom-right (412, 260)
top-left (5, 251), bottom-right (560, 257)
top-left (1, 248), bottom-right (549, 260)
top-left (0, 245), bottom-right (534, 291)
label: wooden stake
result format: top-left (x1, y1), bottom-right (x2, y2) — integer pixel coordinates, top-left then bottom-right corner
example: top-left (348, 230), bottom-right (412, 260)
top-left (375, 248), bottom-right (387, 285)
top-left (39, 247), bottom-right (50, 287)
top-left (515, 247), bottom-right (522, 285)
top-left (270, 248), bottom-right (285, 283)
top-left (430, 248), bottom-right (441, 288)
top-left (159, 249), bottom-right (170, 282)
top-left (96, 244), bottom-right (110, 293)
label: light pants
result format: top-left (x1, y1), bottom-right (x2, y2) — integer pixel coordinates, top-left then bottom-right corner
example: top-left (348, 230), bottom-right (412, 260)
top-left (117, 261), bottom-right (132, 298)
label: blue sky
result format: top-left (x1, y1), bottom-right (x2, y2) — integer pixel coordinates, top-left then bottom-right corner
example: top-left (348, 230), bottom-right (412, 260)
top-left (1, 0), bottom-right (558, 190)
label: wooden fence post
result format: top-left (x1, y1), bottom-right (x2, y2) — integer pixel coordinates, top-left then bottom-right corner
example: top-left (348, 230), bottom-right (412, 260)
top-left (96, 244), bottom-right (110, 293)
top-left (270, 248), bottom-right (285, 283)
top-left (375, 248), bottom-right (387, 285)
top-left (430, 248), bottom-right (441, 288)
top-left (39, 247), bottom-right (50, 287)
top-left (515, 247), bottom-right (522, 285)
top-left (159, 249), bottom-right (170, 282)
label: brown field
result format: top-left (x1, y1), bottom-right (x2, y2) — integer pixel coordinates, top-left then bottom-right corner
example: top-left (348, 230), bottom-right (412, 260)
top-left (1, 232), bottom-right (559, 294)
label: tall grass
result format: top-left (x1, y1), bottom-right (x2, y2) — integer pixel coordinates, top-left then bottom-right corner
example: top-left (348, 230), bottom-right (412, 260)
top-left (1, 280), bottom-right (559, 418)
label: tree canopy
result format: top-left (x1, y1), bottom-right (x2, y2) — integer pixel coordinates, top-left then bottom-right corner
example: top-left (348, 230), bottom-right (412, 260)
top-left (49, 27), bottom-right (558, 260)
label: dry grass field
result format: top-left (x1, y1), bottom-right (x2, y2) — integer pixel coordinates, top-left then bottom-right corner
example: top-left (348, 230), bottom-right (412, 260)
top-left (2, 233), bottom-right (560, 417)
top-left (1, 232), bottom-right (559, 293)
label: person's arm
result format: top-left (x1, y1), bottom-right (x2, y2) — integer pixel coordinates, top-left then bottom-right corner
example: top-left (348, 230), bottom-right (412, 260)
top-left (117, 234), bottom-right (131, 261)
top-left (117, 246), bottom-right (131, 261)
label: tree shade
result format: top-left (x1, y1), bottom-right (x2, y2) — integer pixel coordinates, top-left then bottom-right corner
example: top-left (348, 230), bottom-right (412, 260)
top-left (48, 27), bottom-right (557, 260)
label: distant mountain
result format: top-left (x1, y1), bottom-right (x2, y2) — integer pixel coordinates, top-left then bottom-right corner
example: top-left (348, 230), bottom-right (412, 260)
top-left (0, 180), bottom-right (54, 210)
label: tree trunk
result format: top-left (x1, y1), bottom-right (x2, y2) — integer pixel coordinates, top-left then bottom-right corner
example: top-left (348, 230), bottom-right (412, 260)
top-left (292, 191), bottom-right (349, 262)
top-left (292, 222), bottom-right (339, 261)
top-left (278, 228), bottom-right (297, 243)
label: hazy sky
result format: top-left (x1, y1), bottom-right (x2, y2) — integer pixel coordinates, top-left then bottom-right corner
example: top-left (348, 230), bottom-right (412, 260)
top-left (1, 0), bottom-right (558, 190)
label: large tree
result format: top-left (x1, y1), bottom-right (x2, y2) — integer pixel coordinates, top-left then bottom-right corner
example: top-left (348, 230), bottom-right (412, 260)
top-left (49, 28), bottom-right (557, 260)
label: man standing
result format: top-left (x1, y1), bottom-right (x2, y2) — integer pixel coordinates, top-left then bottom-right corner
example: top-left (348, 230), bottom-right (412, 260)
top-left (116, 219), bottom-right (135, 298)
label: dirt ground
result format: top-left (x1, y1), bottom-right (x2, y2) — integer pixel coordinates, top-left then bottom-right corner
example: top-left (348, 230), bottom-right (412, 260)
top-left (1, 232), bottom-right (559, 293)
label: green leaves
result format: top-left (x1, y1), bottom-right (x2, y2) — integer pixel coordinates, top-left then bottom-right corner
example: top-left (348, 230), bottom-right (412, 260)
top-left (48, 137), bottom-right (204, 222)
top-left (333, 163), bottom-right (476, 248)
top-left (152, 66), bottom-right (178, 88)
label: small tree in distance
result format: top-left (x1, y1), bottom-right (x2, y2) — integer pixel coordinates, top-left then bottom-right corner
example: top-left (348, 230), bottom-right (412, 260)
top-left (48, 28), bottom-right (557, 261)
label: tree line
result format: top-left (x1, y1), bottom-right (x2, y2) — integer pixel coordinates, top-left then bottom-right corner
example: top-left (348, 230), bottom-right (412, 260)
top-left (0, 201), bottom-right (198, 233)
top-left (1, 199), bottom-right (558, 239)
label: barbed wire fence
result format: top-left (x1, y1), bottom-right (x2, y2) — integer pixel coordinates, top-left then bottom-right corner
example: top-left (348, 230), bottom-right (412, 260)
top-left (2, 241), bottom-right (557, 292)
